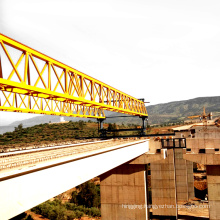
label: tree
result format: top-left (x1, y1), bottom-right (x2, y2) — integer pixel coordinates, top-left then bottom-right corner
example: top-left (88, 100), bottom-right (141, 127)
top-left (78, 120), bottom-right (84, 129)
top-left (14, 123), bottom-right (23, 131)
top-left (71, 181), bottom-right (100, 208)
top-left (18, 123), bottom-right (23, 130)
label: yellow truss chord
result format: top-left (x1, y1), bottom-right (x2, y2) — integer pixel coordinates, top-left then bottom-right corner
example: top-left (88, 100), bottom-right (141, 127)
top-left (0, 33), bottom-right (148, 119)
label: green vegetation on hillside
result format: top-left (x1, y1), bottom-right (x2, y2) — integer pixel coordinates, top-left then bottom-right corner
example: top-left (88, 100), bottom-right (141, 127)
top-left (32, 199), bottom-right (101, 219)
top-left (0, 121), bottom-right (152, 148)
top-left (0, 120), bottom-right (188, 150)
top-left (0, 120), bottom-right (99, 147)
top-left (31, 181), bottom-right (101, 219)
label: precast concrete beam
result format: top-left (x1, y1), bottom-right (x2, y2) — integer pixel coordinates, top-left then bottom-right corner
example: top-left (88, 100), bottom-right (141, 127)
top-left (0, 140), bottom-right (149, 220)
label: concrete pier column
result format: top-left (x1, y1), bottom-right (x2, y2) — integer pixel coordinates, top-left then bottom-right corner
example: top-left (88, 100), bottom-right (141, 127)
top-left (207, 165), bottom-right (220, 220)
top-left (151, 148), bottom-right (194, 218)
top-left (175, 148), bottom-right (188, 201)
top-left (186, 160), bottom-right (194, 199)
top-left (151, 149), bottom-right (177, 217)
top-left (100, 163), bottom-right (148, 220)
top-left (175, 148), bottom-right (194, 201)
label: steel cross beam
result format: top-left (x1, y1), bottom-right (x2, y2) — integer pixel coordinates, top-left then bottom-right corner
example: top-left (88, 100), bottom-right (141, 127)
top-left (0, 34), bottom-right (148, 119)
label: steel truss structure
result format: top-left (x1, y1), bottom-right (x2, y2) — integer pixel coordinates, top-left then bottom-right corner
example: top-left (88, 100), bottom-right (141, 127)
top-left (0, 34), bottom-right (148, 119)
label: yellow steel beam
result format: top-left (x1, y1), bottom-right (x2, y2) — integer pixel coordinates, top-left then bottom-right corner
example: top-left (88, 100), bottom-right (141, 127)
top-left (0, 33), bottom-right (148, 119)
top-left (0, 90), bottom-right (104, 118)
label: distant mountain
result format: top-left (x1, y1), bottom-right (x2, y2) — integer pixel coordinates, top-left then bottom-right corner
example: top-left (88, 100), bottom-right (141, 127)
top-left (147, 96), bottom-right (220, 124)
top-left (10, 115), bottom-right (93, 127)
top-left (8, 96), bottom-right (220, 128)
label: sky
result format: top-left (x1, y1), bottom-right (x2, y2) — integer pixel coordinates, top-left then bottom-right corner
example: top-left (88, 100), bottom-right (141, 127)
top-left (0, 0), bottom-right (220, 125)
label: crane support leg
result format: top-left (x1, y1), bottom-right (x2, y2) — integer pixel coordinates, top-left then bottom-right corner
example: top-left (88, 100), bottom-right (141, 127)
top-left (140, 116), bottom-right (148, 136)
top-left (97, 118), bottom-right (107, 137)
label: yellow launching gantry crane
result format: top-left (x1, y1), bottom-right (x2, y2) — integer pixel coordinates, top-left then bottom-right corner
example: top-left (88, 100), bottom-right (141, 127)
top-left (187, 107), bottom-right (212, 129)
top-left (0, 33), bottom-right (148, 120)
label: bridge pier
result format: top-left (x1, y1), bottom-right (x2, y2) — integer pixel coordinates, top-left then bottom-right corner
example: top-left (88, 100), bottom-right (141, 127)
top-left (100, 143), bottom-right (167, 220)
top-left (150, 149), bottom-right (177, 217)
top-left (184, 149), bottom-right (220, 220)
top-left (150, 148), bottom-right (194, 218)
top-left (100, 163), bottom-right (149, 220)
top-left (180, 125), bottom-right (220, 220)
top-left (206, 165), bottom-right (220, 220)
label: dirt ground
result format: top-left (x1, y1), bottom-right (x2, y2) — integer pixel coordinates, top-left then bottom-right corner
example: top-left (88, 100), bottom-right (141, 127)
top-left (26, 211), bottom-right (49, 220)
top-left (26, 210), bottom-right (101, 220)
top-left (178, 199), bottom-right (209, 218)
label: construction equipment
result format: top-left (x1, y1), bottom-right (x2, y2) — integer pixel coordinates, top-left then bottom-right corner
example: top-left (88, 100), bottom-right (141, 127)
top-left (0, 33), bottom-right (148, 119)
top-left (187, 107), bottom-right (212, 129)
top-left (188, 107), bottom-right (212, 121)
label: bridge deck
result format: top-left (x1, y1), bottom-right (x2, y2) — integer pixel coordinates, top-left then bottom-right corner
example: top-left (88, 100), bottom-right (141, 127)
top-left (0, 138), bottom-right (146, 179)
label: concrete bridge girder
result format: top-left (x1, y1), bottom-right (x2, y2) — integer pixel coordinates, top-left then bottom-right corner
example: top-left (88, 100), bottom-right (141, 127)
top-left (0, 140), bottom-right (149, 220)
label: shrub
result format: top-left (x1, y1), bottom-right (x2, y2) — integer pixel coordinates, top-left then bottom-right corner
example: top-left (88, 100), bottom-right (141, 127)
top-left (74, 210), bottom-right (84, 218)
top-left (65, 202), bottom-right (78, 211)
top-left (89, 207), bottom-right (101, 217)
top-left (65, 211), bottom-right (77, 220)
top-left (31, 200), bottom-right (67, 220)
top-left (71, 181), bottom-right (100, 208)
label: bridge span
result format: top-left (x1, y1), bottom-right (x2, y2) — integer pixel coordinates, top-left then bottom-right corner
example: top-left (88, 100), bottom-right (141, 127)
top-left (0, 138), bottom-right (150, 220)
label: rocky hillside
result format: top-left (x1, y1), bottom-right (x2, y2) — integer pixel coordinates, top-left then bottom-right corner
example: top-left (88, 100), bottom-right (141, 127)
top-left (147, 96), bottom-right (220, 124)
